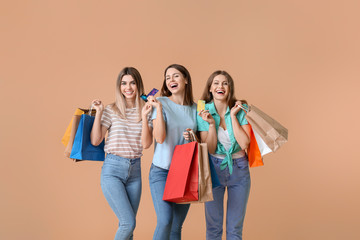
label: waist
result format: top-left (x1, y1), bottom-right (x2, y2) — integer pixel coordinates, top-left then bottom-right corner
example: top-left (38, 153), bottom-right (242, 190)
top-left (106, 153), bottom-right (141, 165)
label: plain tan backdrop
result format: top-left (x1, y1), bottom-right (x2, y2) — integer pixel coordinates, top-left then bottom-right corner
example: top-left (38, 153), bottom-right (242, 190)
top-left (1, 0), bottom-right (359, 239)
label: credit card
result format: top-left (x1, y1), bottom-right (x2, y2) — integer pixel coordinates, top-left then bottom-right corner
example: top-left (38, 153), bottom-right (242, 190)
top-left (141, 88), bottom-right (159, 102)
top-left (197, 100), bottom-right (205, 112)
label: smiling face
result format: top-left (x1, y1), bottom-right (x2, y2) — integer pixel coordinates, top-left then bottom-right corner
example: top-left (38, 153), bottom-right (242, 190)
top-left (120, 75), bottom-right (138, 101)
top-left (209, 74), bottom-right (229, 101)
top-left (165, 68), bottom-right (187, 95)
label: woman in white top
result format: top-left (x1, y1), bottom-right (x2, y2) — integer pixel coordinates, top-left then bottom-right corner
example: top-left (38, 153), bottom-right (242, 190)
top-left (90, 67), bottom-right (153, 240)
top-left (197, 70), bottom-right (251, 240)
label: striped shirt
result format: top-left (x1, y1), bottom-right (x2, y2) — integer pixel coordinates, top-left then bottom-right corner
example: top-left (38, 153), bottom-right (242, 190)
top-left (101, 105), bottom-right (144, 159)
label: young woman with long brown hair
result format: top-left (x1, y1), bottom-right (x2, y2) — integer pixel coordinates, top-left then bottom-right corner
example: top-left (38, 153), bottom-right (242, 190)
top-left (197, 70), bottom-right (251, 240)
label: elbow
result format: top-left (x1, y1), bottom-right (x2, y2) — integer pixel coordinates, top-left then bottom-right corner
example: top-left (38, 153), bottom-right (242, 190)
top-left (142, 140), bottom-right (153, 149)
top-left (91, 137), bottom-right (101, 146)
top-left (155, 133), bottom-right (166, 144)
top-left (155, 137), bottom-right (165, 144)
top-left (91, 140), bottom-right (100, 146)
top-left (240, 140), bottom-right (250, 150)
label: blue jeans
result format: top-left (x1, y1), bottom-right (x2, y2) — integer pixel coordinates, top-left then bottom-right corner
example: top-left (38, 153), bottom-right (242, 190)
top-left (205, 155), bottom-right (251, 240)
top-left (149, 164), bottom-right (190, 240)
top-left (100, 154), bottom-right (142, 240)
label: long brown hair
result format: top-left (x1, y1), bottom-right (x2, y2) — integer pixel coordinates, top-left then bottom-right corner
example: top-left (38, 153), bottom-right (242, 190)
top-left (200, 70), bottom-right (247, 108)
top-left (111, 67), bottom-right (145, 122)
top-left (160, 64), bottom-right (194, 106)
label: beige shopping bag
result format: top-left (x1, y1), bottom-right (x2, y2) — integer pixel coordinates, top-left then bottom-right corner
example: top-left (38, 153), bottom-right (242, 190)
top-left (245, 105), bottom-right (288, 152)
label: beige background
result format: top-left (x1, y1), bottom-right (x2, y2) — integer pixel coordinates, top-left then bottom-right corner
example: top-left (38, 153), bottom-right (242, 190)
top-left (1, 0), bottom-right (359, 239)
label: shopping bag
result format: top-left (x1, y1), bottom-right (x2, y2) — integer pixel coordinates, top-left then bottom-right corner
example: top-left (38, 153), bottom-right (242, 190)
top-left (62, 109), bottom-right (86, 158)
top-left (61, 108), bottom-right (85, 147)
top-left (70, 113), bottom-right (105, 161)
top-left (163, 141), bottom-right (199, 203)
top-left (163, 131), bottom-right (214, 203)
top-left (253, 128), bottom-right (272, 156)
top-left (197, 141), bottom-right (213, 203)
top-left (244, 105), bottom-right (288, 152)
top-left (247, 125), bottom-right (264, 168)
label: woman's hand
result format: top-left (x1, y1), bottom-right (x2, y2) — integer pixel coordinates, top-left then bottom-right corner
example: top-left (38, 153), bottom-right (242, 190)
top-left (142, 102), bottom-right (152, 120)
top-left (92, 99), bottom-right (104, 113)
top-left (230, 100), bottom-right (243, 117)
top-left (198, 110), bottom-right (215, 126)
top-left (183, 128), bottom-right (193, 141)
top-left (147, 96), bottom-right (162, 109)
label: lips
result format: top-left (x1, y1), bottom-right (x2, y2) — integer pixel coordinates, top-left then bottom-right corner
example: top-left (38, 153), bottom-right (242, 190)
top-left (216, 89), bottom-right (225, 95)
top-left (169, 83), bottom-right (178, 89)
top-left (124, 91), bottom-right (134, 95)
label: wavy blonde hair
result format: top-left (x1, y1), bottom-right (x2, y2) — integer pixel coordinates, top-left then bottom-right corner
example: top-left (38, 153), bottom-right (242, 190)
top-left (111, 67), bottom-right (145, 122)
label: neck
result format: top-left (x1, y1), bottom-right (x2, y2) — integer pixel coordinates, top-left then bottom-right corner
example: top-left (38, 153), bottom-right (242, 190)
top-left (125, 99), bottom-right (136, 108)
top-left (213, 99), bottom-right (228, 116)
top-left (169, 93), bottom-right (185, 105)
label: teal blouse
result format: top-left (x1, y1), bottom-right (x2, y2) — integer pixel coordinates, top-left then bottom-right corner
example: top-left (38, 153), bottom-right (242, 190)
top-left (196, 101), bottom-right (248, 174)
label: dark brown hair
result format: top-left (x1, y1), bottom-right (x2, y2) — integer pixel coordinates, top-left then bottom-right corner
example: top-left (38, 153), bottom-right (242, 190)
top-left (160, 64), bottom-right (194, 105)
top-left (200, 70), bottom-right (247, 108)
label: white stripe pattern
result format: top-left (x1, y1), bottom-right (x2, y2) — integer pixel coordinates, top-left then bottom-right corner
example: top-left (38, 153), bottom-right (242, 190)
top-left (101, 105), bottom-right (143, 158)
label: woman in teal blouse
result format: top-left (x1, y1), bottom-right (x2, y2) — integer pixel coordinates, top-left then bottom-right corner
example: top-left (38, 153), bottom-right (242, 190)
top-left (197, 70), bottom-right (251, 240)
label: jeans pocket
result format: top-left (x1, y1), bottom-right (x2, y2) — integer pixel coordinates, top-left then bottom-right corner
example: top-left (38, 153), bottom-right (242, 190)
top-left (235, 159), bottom-right (249, 170)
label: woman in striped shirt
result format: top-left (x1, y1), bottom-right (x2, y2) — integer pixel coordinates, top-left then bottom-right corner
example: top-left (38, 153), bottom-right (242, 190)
top-left (90, 67), bottom-right (153, 240)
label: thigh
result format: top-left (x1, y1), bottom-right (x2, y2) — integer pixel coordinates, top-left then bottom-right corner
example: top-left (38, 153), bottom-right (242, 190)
top-left (126, 160), bottom-right (142, 214)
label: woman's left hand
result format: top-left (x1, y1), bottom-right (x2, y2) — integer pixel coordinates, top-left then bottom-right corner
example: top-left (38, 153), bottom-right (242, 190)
top-left (230, 100), bottom-right (244, 117)
top-left (142, 102), bottom-right (152, 120)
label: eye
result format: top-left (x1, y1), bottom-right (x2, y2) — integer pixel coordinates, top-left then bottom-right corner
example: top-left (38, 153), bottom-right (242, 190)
top-left (213, 81), bottom-right (219, 85)
top-left (130, 81), bottom-right (136, 85)
top-left (174, 74), bottom-right (180, 78)
top-left (121, 81), bottom-right (127, 85)
top-left (165, 76), bottom-right (170, 81)
top-left (223, 82), bottom-right (228, 85)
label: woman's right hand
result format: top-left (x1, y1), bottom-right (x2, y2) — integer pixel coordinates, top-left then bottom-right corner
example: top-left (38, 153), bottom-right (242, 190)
top-left (92, 99), bottom-right (104, 113)
top-left (147, 96), bottom-right (162, 109)
top-left (198, 110), bottom-right (215, 126)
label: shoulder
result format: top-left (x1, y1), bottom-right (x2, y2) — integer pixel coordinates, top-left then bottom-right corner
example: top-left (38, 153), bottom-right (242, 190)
top-left (156, 96), bottom-right (168, 103)
top-left (104, 104), bottom-right (114, 113)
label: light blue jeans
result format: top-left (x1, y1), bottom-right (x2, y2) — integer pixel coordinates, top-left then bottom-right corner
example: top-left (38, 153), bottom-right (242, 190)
top-left (149, 164), bottom-right (190, 240)
top-left (100, 154), bottom-right (142, 240)
top-left (205, 155), bottom-right (251, 240)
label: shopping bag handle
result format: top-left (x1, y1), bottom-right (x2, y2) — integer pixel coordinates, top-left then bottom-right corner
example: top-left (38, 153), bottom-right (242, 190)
top-left (188, 129), bottom-right (200, 143)
top-left (240, 104), bottom-right (251, 113)
top-left (88, 103), bottom-right (95, 116)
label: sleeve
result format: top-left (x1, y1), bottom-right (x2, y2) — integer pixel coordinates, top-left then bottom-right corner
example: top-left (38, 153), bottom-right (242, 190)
top-left (101, 105), bottom-right (112, 129)
top-left (196, 112), bottom-right (209, 132)
top-left (236, 103), bottom-right (248, 126)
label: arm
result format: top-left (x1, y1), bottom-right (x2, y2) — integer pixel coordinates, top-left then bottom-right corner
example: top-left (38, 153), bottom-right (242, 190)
top-left (90, 99), bottom-right (108, 146)
top-left (141, 103), bottom-right (153, 149)
top-left (198, 110), bottom-right (218, 154)
top-left (148, 96), bottom-right (166, 144)
top-left (230, 102), bottom-right (250, 150)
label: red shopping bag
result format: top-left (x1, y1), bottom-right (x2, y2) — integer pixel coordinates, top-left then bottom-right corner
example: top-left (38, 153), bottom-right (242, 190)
top-left (163, 141), bottom-right (199, 203)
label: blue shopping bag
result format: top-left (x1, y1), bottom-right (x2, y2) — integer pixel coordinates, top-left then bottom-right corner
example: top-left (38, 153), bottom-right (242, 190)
top-left (70, 114), bottom-right (105, 161)
top-left (208, 153), bottom-right (220, 188)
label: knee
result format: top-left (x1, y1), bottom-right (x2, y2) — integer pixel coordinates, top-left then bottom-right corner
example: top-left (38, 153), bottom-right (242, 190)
top-left (156, 216), bottom-right (172, 231)
top-left (119, 218), bottom-right (136, 236)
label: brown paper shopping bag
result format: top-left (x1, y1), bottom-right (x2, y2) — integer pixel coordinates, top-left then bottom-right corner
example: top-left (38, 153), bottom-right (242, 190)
top-left (244, 105), bottom-right (288, 152)
top-left (197, 141), bottom-right (213, 203)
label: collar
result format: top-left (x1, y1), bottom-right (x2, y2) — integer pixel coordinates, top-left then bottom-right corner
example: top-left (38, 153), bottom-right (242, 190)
top-left (208, 101), bottom-right (231, 116)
